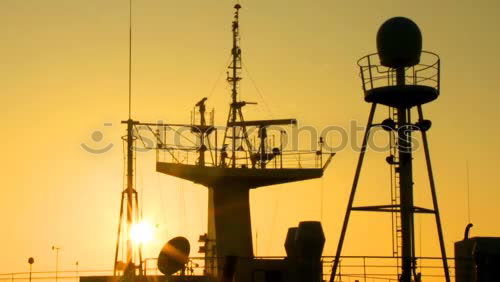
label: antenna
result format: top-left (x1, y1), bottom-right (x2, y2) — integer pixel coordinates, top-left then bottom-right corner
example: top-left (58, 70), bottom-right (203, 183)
top-left (466, 160), bottom-right (471, 223)
top-left (114, 0), bottom-right (143, 277)
top-left (128, 0), bottom-right (133, 119)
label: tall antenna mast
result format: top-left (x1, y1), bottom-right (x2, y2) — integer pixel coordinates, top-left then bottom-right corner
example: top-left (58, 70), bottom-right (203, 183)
top-left (221, 4), bottom-right (256, 168)
top-left (229, 3), bottom-right (242, 168)
top-left (114, 0), bottom-right (143, 278)
top-left (128, 0), bottom-right (132, 119)
top-left (125, 0), bottom-right (135, 271)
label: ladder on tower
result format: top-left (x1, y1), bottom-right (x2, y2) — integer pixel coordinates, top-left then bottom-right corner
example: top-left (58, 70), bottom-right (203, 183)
top-left (389, 106), bottom-right (402, 276)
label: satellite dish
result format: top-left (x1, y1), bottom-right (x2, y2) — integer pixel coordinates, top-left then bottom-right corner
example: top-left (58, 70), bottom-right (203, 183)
top-left (157, 236), bottom-right (190, 276)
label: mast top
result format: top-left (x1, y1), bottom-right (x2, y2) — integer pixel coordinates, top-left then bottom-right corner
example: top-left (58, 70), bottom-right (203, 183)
top-left (233, 4), bottom-right (241, 25)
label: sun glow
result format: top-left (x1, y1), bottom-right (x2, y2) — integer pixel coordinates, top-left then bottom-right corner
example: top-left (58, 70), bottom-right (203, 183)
top-left (130, 221), bottom-right (154, 245)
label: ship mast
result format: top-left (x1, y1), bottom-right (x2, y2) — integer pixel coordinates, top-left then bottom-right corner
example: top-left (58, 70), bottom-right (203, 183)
top-left (126, 0), bottom-right (134, 267)
top-left (113, 0), bottom-right (143, 278)
top-left (230, 4), bottom-right (240, 168)
top-left (222, 4), bottom-right (255, 168)
top-left (152, 5), bottom-right (335, 280)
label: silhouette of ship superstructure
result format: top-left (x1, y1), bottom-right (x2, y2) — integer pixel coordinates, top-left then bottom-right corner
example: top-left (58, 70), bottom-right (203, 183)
top-left (98, 4), bottom-right (334, 282)
top-left (79, 4), bottom-right (500, 282)
top-left (153, 4), bottom-right (334, 280)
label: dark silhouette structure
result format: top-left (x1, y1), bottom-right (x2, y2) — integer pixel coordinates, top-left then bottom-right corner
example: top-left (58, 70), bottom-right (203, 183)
top-left (154, 5), bottom-right (333, 281)
top-left (112, 0), bottom-right (145, 278)
top-left (88, 2), bottom-right (333, 282)
top-left (329, 17), bottom-right (450, 282)
top-left (455, 236), bottom-right (500, 282)
top-left (157, 237), bottom-right (190, 276)
top-left (95, 4), bottom-right (332, 282)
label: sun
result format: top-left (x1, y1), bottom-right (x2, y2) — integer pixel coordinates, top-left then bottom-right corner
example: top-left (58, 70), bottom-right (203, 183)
top-left (130, 221), bottom-right (154, 245)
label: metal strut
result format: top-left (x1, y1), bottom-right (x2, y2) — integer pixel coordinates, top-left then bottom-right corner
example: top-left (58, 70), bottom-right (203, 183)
top-left (331, 64), bottom-right (449, 282)
top-left (417, 105), bottom-right (451, 282)
top-left (114, 119), bottom-right (144, 277)
top-left (329, 103), bottom-right (377, 282)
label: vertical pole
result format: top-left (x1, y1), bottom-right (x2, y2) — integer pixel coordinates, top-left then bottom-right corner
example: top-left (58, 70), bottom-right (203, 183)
top-left (273, 135), bottom-right (277, 168)
top-left (320, 137), bottom-right (323, 168)
top-left (128, 0), bottom-right (132, 120)
top-left (329, 103), bottom-right (377, 282)
top-left (259, 127), bottom-right (267, 168)
top-left (126, 119), bottom-right (134, 272)
top-left (215, 129), bottom-right (218, 166)
top-left (51, 247), bottom-right (61, 282)
top-left (230, 6), bottom-right (240, 168)
top-left (417, 106), bottom-right (451, 282)
top-left (396, 67), bottom-right (414, 282)
top-left (125, 0), bottom-right (135, 275)
top-left (114, 191), bottom-right (125, 276)
top-left (280, 130), bottom-right (284, 169)
top-left (199, 101), bottom-right (206, 167)
top-left (363, 257), bottom-right (367, 282)
top-left (55, 248), bottom-right (59, 282)
top-left (200, 133), bottom-right (205, 167)
top-left (134, 191), bottom-right (144, 276)
top-left (28, 258), bottom-right (34, 282)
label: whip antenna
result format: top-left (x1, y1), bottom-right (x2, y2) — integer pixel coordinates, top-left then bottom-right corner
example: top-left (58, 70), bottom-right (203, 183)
top-left (128, 0), bottom-right (133, 118)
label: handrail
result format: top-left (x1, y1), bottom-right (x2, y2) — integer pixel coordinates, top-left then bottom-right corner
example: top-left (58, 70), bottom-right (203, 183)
top-left (357, 51), bottom-right (441, 100)
top-left (0, 255), bottom-right (455, 281)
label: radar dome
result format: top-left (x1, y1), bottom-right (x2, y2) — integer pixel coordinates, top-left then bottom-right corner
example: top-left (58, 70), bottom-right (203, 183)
top-left (377, 17), bottom-right (422, 68)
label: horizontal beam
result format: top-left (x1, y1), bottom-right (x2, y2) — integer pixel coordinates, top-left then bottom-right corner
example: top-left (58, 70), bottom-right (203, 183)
top-left (121, 120), bottom-right (197, 128)
top-left (351, 205), bottom-right (435, 214)
top-left (228, 119), bottom-right (297, 127)
top-left (121, 119), bottom-right (298, 128)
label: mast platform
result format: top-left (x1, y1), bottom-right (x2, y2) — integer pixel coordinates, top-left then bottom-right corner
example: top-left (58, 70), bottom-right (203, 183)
top-left (358, 51), bottom-right (440, 108)
top-left (156, 162), bottom-right (325, 188)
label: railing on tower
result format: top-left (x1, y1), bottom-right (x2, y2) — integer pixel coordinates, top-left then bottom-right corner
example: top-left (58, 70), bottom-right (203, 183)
top-left (357, 51), bottom-right (440, 94)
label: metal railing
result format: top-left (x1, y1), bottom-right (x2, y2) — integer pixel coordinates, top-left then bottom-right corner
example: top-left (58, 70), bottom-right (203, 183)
top-left (323, 255), bottom-right (454, 282)
top-left (0, 269), bottom-right (110, 281)
top-left (156, 147), bottom-right (334, 169)
top-left (357, 51), bottom-right (440, 96)
top-left (132, 123), bottom-right (335, 170)
top-left (1, 255), bottom-right (455, 281)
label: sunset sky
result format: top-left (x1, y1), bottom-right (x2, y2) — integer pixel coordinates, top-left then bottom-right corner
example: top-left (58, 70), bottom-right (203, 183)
top-left (2, 0), bottom-right (500, 278)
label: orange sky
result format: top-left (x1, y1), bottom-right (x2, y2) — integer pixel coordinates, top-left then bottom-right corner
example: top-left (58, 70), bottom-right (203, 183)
top-left (2, 0), bottom-right (500, 278)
